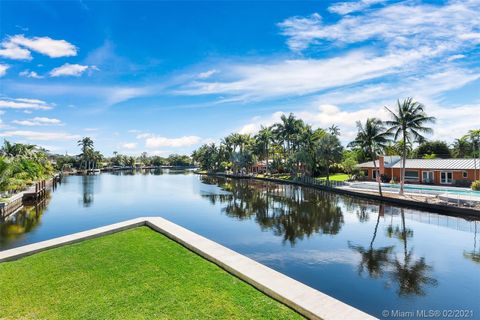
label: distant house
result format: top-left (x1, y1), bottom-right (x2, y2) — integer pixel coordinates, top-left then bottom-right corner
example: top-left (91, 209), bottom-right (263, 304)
top-left (357, 156), bottom-right (480, 186)
top-left (250, 160), bottom-right (269, 174)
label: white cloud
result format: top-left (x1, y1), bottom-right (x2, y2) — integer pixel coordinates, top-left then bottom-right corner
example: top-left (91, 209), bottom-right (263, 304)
top-left (140, 135), bottom-right (202, 148)
top-left (447, 54), bottom-right (466, 62)
top-left (136, 133), bottom-right (153, 139)
top-left (175, 1), bottom-right (479, 104)
top-left (0, 64), bottom-right (9, 77)
top-left (7, 83), bottom-right (151, 106)
top-left (178, 49), bottom-right (434, 101)
top-left (150, 150), bottom-right (173, 156)
top-left (197, 69), bottom-right (218, 79)
top-left (12, 117), bottom-right (62, 126)
top-left (8, 35), bottom-right (77, 58)
top-left (0, 131), bottom-right (80, 141)
top-left (105, 87), bottom-right (147, 105)
top-left (0, 41), bottom-right (31, 60)
top-left (236, 64), bottom-right (480, 144)
top-left (239, 112), bottom-right (285, 134)
top-left (49, 63), bottom-right (93, 77)
top-left (0, 98), bottom-right (53, 110)
top-left (315, 68), bottom-right (480, 106)
top-left (239, 101), bottom-right (479, 144)
top-left (279, 1), bottom-right (480, 52)
top-left (328, 0), bottom-right (386, 15)
top-left (121, 142), bottom-right (137, 149)
top-left (19, 70), bottom-right (43, 78)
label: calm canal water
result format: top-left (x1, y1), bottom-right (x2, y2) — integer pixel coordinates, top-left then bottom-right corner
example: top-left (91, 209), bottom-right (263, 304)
top-left (1, 170), bottom-right (479, 319)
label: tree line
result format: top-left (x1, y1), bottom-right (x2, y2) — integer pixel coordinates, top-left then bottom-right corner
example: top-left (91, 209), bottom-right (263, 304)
top-left (192, 97), bottom-right (480, 195)
top-left (54, 137), bottom-right (193, 171)
top-left (0, 140), bottom-right (54, 194)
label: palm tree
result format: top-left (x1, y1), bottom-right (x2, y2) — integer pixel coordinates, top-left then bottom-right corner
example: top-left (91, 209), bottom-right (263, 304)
top-left (317, 134), bottom-right (343, 181)
top-left (1, 140), bottom-right (36, 158)
top-left (328, 124), bottom-right (340, 136)
top-left (77, 137), bottom-right (94, 154)
top-left (451, 137), bottom-right (472, 158)
top-left (385, 98), bottom-right (435, 195)
top-left (468, 129), bottom-right (480, 180)
top-left (273, 114), bottom-right (304, 164)
top-left (77, 137), bottom-right (94, 170)
top-left (349, 118), bottom-right (391, 196)
top-left (254, 126), bottom-right (274, 175)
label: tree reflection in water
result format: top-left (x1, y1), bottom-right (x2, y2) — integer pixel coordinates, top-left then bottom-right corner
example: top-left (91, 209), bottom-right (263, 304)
top-left (349, 205), bottom-right (438, 297)
top-left (463, 221), bottom-right (479, 264)
top-left (200, 176), bottom-right (344, 245)
top-left (0, 194), bottom-right (50, 247)
top-left (81, 175), bottom-right (95, 207)
top-left (388, 208), bottom-right (438, 296)
top-left (349, 205), bottom-right (395, 278)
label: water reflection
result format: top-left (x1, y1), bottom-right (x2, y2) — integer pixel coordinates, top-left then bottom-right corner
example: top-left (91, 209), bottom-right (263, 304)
top-left (200, 176), bottom-right (344, 245)
top-left (0, 195), bottom-right (49, 247)
top-left (389, 209), bottom-right (438, 296)
top-left (81, 175), bottom-right (94, 207)
top-left (202, 176), bottom-right (440, 298)
top-left (463, 221), bottom-right (479, 264)
top-left (349, 205), bottom-right (395, 279)
top-left (349, 206), bottom-right (438, 297)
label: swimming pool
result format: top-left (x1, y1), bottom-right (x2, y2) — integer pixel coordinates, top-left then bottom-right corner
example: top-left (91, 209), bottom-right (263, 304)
top-left (349, 182), bottom-right (480, 197)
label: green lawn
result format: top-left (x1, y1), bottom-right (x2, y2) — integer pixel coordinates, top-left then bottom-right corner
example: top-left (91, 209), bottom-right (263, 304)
top-left (0, 227), bottom-right (302, 320)
top-left (318, 173), bottom-right (350, 182)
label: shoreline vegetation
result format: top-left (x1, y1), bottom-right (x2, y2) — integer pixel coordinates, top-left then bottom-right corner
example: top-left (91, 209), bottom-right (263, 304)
top-left (0, 97), bottom-right (478, 211)
top-left (0, 227), bottom-right (303, 319)
top-left (191, 99), bottom-right (480, 192)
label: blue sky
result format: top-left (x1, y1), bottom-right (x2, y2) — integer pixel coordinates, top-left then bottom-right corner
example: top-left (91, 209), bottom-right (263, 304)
top-left (0, 0), bottom-right (479, 156)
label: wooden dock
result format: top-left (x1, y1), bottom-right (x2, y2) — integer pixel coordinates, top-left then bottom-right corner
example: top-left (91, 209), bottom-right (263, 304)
top-left (1, 174), bottom-right (60, 218)
top-left (23, 180), bottom-right (47, 202)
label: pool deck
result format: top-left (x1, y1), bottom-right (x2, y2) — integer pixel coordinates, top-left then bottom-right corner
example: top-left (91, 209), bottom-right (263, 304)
top-left (0, 217), bottom-right (376, 320)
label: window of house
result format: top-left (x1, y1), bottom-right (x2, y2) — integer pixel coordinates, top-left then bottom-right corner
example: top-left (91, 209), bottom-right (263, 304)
top-left (463, 171), bottom-right (468, 179)
top-left (441, 171), bottom-right (453, 184)
top-left (372, 170), bottom-right (379, 179)
top-left (422, 171), bottom-right (434, 183)
top-left (405, 170), bottom-right (419, 181)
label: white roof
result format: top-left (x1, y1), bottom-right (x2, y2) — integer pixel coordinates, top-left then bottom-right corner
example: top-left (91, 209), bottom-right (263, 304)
top-left (357, 158), bottom-right (480, 170)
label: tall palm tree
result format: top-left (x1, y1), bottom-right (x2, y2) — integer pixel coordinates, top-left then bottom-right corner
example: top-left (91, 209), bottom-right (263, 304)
top-left (468, 129), bottom-right (480, 180)
top-left (1, 140), bottom-right (36, 159)
top-left (349, 118), bottom-right (391, 196)
top-left (451, 137), bottom-right (471, 158)
top-left (328, 124), bottom-right (340, 136)
top-left (255, 126), bottom-right (274, 175)
top-left (77, 137), bottom-right (94, 170)
top-left (273, 113), bottom-right (304, 162)
top-left (385, 98), bottom-right (435, 195)
top-left (317, 134), bottom-right (343, 181)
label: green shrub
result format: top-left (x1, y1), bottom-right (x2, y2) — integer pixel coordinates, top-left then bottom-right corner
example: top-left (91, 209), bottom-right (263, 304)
top-left (472, 180), bottom-right (480, 191)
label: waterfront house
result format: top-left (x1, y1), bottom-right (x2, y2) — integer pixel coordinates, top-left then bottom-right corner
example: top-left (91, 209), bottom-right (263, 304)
top-left (250, 160), bottom-right (268, 174)
top-left (357, 156), bottom-right (480, 186)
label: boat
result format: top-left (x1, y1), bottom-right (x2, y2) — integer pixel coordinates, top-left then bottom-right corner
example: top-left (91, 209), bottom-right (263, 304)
top-left (87, 169), bottom-right (101, 175)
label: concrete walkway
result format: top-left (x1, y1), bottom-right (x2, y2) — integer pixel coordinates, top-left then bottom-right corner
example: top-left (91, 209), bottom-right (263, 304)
top-left (0, 217), bottom-right (376, 320)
